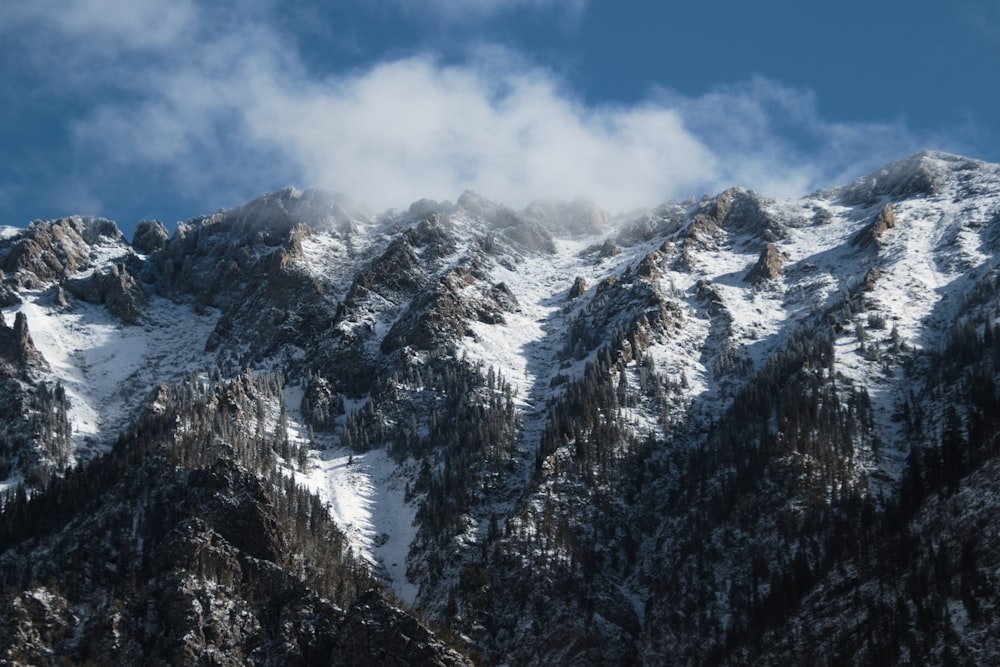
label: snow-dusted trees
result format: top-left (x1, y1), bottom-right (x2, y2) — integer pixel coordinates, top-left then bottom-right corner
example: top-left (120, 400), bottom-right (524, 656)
top-left (300, 371), bottom-right (343, 432)
top-left (26, 381), bottom-right (73, 484)
top-left (0, 368), bottom-right (375, 633)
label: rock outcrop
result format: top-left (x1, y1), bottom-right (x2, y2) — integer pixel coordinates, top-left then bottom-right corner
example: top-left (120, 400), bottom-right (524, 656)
top-left (0, 374), bottom-right (471, 666)
top-left (332, 590), bottom-right (470, 666)
top-left (132, 219), bottom-right (169, 254)
top-left (744, 242), bottom-right (787, 284)
top-left (838, 150), bottom-right (952, 205)
top-left (2, 152), bottom-right (1000, 666)
top-left (688, 188), bottom-right (785, 244)
top-left (852, 203), bottom-right (897, 249)
top-left (65, 263), bottom-right (147, 324)
top-left (381, 268), bottom-right (518, 353)
top-left (862, 266), bottom-right (883, 291)
top-left (0, 311), bottom-right (47, 373)
top-left (568, 276), bottom-right (587, 300)
top-left (0, 217), bottom-right (123, 287)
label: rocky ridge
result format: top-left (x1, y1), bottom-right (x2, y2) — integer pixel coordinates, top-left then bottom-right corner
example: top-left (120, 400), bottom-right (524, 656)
top-left (2, 151), bottom-right (1000, 664)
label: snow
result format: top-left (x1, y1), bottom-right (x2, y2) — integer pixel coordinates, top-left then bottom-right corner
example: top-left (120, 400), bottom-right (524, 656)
top-left (302, 446), bottom-right (419, 605)
top-left (0, 472), bottom-right (24, 496)
top-left (280, 383), bottom-right (419, 605)
top-left (459, 236), bottom-right (627, 491)
top-left (4, 292), bottom-right (219, 458)
top-left (86, 236), bottom-right (132, 268)
top-left (461, 248), bottom-right (566, 399)
top-left (296, 230), bottom-right (353, 284)
top-left (458, 158), bottom-right (1000, 503)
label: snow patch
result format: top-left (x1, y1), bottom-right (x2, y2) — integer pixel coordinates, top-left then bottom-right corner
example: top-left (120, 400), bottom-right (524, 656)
top-left (302, 447), bottom-right (419, 605)
top-left (5, 292), bottom-right (219, 459)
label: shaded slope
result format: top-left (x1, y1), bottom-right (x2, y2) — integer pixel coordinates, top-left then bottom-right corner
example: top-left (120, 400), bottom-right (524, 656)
top-left (0, 371), bottom-right (469, 666)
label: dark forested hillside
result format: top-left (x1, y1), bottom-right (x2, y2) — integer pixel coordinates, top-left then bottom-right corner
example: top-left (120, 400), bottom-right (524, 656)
top-left (0, 371), bottom-right (469, 665)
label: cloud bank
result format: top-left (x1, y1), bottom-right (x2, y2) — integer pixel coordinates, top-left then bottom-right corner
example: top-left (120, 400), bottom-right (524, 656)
top-left (3, 0), bottom-right (938, 218)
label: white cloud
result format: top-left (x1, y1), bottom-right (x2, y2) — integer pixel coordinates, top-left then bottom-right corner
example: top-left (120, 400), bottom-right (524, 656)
top-left (233, 54), bottom-right (718, 211)
top-left (395, 0), bottom-right (587, 22)
top-left (4, 0), bottom-right (942, 217)
top-left (71, 46), bottom-right (721, 213)
top-left (0, 0), bottom-right (199, 52)
top-left (654, 78), bottom-right (929, 198)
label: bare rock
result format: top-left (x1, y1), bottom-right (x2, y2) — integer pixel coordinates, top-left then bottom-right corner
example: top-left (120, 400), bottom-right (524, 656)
top-left (862, 267), bottom-right (883, 292)
top-left (458, 192), bottom-right (556, 254)
top-left (595, 275), bottom-right (618, 295)
top-left (838, 151), bottom-right (949, 205)
top-left (1, 217), bottom-right (123, 286)
top-left (568, 276), bottom-right (587, 300)
top-left (671, 238), bottom-right (697, 273)
top-left (65, 263), bottom-right (147, 324)
top-left (852, 203), bottom-right (897, 249)
top-left (52, 285), bottom-right (67, 308)
top-left (0, 312), bottom-right (49, 373)
top-left (744, 243), bottom-right (788, 284)
top-left (332, 590), bottom-right (471, 667)
top-left (636, 250), bottom-right (666, 281)
top-left (381, 269), bottom-right (518, 353)
top-left (695, 279), bottom-right (726, 316)
top-left (0, 270), bottom-right (19, 307)
top-left (687, 188), bottom-right (784, 244)
top-left (599, 239), bottom-right (620, 258)
top-left (132, 219), bottom-right (169, 254)
top-left (0, 287), bottom-right (19, 307)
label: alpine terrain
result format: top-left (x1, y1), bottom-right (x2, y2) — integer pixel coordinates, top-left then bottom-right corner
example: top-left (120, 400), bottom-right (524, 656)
top-left (2, 151), bottom-right (1000, 665)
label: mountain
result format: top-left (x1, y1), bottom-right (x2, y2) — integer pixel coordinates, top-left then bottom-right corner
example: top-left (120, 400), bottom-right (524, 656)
top-left (2, 151), bottom-right (1000, 664)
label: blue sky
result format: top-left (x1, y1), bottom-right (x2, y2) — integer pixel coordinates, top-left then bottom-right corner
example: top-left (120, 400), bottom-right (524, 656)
top-left (1, 0), bottom-right (997, 235)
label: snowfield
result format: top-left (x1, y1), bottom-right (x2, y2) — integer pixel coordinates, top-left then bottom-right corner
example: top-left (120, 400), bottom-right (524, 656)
top-left (5, 293), bottom-right (219, 458)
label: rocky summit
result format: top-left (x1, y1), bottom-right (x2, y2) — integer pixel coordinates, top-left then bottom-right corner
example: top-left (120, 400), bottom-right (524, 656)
top-left (2, 151), bottom-right (1000, 664)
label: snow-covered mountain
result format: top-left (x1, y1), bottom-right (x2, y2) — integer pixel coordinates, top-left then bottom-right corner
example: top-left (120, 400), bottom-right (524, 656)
top-left (2, 151), bottom-right (1000, 664)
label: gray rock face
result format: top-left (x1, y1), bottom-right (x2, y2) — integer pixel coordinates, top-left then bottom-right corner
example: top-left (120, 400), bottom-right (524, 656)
top-left (4, 152), bottom-right (1000, 666)
top-left (380, 267), bottom-right (519, 353)
top-left (688, 188), bottom-right (784, 244)
top-left (568, 276), bottom-right (587, 299)
top-left (851, 203), bottom-right (897, 249)
top-left (65, 262), bottom-right (148, 324)
top-left (0, 217), bottom-right (123, 287)
top-left (599, 239), bottom-right (620, 258)
top-left (132, 219), bottom-right (169, 254)
top-left (458, 191), bottom-right (557, 253)
top-left (837, 150), bottom-right (952, 204)
top-left (744, 242), bottom-right (787, 284)
top-left (862, 266), bottom-right (883, 291)
top-left (332, 590), bottom-right (470, 667)
top-left (0, 312), bottom-right (48, 373)
top-left (0, 281), bottom-right (19, 307)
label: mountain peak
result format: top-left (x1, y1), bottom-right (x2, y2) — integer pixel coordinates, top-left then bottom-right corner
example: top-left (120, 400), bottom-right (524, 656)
top-left (0, 216), bottom-right (129, 288)
top-left (187, 187), bottom-right (367, 240)
top-left (836, 150), bottom-right (996, 205)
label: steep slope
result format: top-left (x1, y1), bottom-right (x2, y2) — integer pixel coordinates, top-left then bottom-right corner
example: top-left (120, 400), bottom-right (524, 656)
top-left (0, 371), bottom-right (468, 665)
top-left (2, 151), bottom-right (1000, 664)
